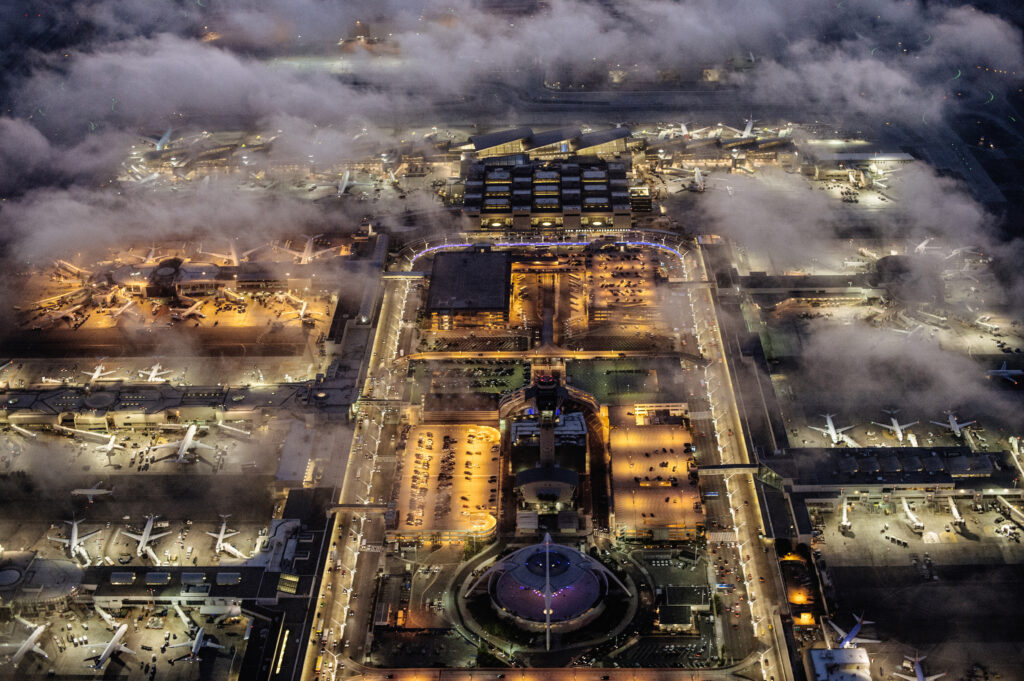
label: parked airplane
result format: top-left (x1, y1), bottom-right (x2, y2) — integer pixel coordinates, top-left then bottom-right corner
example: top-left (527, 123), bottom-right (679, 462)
top-left (828, 613), bottom-right (877, 648)
top-left (121, 515), bottom-right (171, 557)
top-left (84, 624), bottom-right (134, 670)
top-left (913, 237), bottom-right (941, 254)
top-left (199, 239), bottom-right (241, 267)
top-left (871, 409), bottom-right (919, 442)
top-left (0, 618), bottom-right (48, 667)
top-left (138, 363), bottom-right (173, 382)
top-left (95, 434), bottom-right (126, 456)
top-left (274, 235), bottom-right (335, 264)
top-left (893, 653), bottom-right (945, 681)
top-left (148, 424), bottom-right (216, 464)
top-left (168, 627), bottom-right (224, 663)
top-left (31, 304), bottom-right (83, 329)
top-left (82, 362), bottom-right (117, 382)
top-left (988, 361), bottom-right (1023, 384)
top-left (206, 515), bottom-right (247, 558)
top-left (170, 301), bottom-right (205, 321)
top-left (809, 414), bottom-right (855, 445)
top-left (72, 482), bottom-right (114, 503)
top-left (930, 412), bottom-right (975, 438)
top-left (48, 518), bottom-right (99, 564)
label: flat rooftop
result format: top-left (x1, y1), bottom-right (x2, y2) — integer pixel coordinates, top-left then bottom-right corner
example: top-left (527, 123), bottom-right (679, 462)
top-left (426, 251), bottom-right (511, 312)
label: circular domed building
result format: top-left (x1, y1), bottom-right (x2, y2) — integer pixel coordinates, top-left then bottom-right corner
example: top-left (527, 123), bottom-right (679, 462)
top-left (466, 535), bottom-right (629, 649)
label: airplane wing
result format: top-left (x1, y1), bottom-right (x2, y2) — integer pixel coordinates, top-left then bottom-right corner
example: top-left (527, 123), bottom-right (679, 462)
top-left (31, 644), bottom-right (47, 657)
top-left (827, 620), bottom-right (848, 637)
top-left (148, 531), bottom-right (173, 541)
top-left (167, 641), bottom-right (192, 649)
top-left (120, 530), bottom-right (143, 542)
top-left (850, 635), bottom-right (879, 644)
top-left (119, 645), bottom-right (135, 655)
top-left (929, 421), bottom-right (951, 429)
top-left (837, 425), bottom-right (855, 433)
top-left (47, 536), bottom-right (69, 545)
top-left (193, 442), bottom-right (217, 452)
top-left (78, 529), bottom-right (101, 542)
top-left (870, 421), bottom-right (895, 431)
top-left (204, 640), bottom-right (226, 650)
top-left (808, 426), bottom-right (828, 434)
top-left (959, 420), bottom-right (976, 428)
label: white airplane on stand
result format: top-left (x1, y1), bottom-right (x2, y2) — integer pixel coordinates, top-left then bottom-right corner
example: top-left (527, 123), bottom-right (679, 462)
top-left (893, 653), bottom-right (945, 681)
top-left (82, 363), bottom-right (117, 382)
top-left (274, 235), bottom-right (335, 264)
top-left (138, 363), bottom-right (173, 382)
top-left (84, 624), bottom-right (134, 670)
top-left (170, 301), bottom-right (205, 321)
top-left (206, 515), bottom-right (247, 558)
top-left (930, 412), bottom-right (975, 438)
top-left (48, 518), bottom-right (99, 564)
top-left (168, 627), bottom-right (224, 663)
top-left (871, 409), bottom-right (918, 442)
top-left (809, 414), bottom-right (855, 445)
top-left (121, 514), bottom-right (171, 558)
top-left (0, 618), bottom-right (48, 667)
top-left (148, 424), bottom-right (216, 464)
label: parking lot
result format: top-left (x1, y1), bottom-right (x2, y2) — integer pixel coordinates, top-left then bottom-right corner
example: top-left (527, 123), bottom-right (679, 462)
top-left (395, 425), bottom-right (500, 536)
top-left (610, 426), bottom-right (701, 537)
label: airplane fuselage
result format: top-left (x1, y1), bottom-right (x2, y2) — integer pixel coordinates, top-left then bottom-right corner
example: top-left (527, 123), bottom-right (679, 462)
top-left (90, 624), bottom-right (129, 669)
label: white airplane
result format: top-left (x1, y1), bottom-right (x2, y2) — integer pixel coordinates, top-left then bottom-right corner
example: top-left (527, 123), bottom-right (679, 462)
top-left (82, 363), bottom-right (117, 382)
top-left (199, 239), bottom-right (241, 266)
top-left (48, 518), bottom-right (99, 564)
top-left (893, 653), bottom-right (945, 681)
top-left (95, 434), bottom-right (126, 456)
top-left (930, 412), bottom-right (975, 438)
top-left (72, 482), bottom-right (114, 503)
top-left (912, 237), bottom-right (941, 254)
top-left (31, 304), bottom-right (83, 329)
top-left (988, 361), bottom-right (1023, 384)
top-left (274, 234), bottom-right (335, 264)
top-left (138, 363), bottom-right (173, 382)
top-left (871, 409), bottom-right (918, 442)
top-left (828, 613), bottom-right (877, 648)
top-left (84, 624), bottom-right (134, 670)
top-left (121, 514), bottom-right (171, 558)
top-left (809, 414), bottom-right (855, 445)
top-left (168, 627), bottom-right (224, 663)
top-left (0, 619), bottom-right (48, 667)
top-left (170, 301), bottom-right (205, 321)
top-left (206, 515), bottom-right (243, 555)
top-left (148, 424), bottom-right (216, 464)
